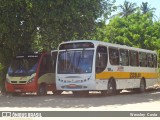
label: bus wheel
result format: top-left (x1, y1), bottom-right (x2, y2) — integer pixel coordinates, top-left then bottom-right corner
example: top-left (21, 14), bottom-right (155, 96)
top-left (53, 91), bottom-right (62, 95)
top-left (139, 78), bottom-right (146, 93)
top-left (38, 84), bottom-right (47, 96)
top-left (107, 79), bottom-right (116, 95)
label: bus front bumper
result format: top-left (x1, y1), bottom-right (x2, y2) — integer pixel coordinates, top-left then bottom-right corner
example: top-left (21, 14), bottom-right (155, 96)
top-left (5, 82), bottom-right (37, 93)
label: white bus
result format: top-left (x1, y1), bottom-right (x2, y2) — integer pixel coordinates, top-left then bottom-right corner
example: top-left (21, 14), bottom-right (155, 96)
top-left (55, 40), bottom-right (158, 96)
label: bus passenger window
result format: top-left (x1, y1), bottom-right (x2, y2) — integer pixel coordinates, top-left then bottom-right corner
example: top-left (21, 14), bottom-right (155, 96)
top-left (147, 54), bottom-right (154, 67)
top-left (96, 46), bottom-right (108, 73)
top-left (39, 54), bottom-right (52, 78)
top-left (129, 51), bottom-right (139, 66)
top-left (119, 49), bottom-right (129, 66)
top-left (52, 52), bottom-right (57, 73)
top-left (153, 54), bottom-right (157, 68)
top-left (139, 52), bottom-right (147, 67)
top-left (109, 47), bottom-right (119, 65)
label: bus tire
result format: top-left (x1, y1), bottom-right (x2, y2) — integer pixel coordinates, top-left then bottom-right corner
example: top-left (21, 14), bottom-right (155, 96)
top-left (107, 79), bottom-right (116, 95)
top-left (38, 84), bottom-right (47, 96)
top-left (139, 78), bottom-right (146, 93)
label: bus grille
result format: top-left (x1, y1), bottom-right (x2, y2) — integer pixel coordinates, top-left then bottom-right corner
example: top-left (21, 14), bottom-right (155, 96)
top-left (11, 81), bottom-right (27, 84)
top-left (11, 81), bottom-right (17, 84)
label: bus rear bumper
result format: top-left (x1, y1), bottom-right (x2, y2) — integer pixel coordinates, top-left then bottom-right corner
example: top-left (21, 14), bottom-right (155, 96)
top-left (5, 82), bottom-right (37, 93)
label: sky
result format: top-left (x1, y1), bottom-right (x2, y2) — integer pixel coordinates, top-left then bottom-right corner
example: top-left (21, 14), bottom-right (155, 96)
top-left (115, 0), bottom-right (160, 20)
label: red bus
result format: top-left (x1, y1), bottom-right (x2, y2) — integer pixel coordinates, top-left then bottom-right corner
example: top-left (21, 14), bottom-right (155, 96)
top-left (5, 51), bottom-right (62, 95)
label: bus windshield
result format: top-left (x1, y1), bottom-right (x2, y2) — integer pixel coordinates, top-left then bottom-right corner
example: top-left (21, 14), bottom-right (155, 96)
top-left (58, 50), bottom-right (94, 74)
top-left (8, 57), bottom-right (39, 76)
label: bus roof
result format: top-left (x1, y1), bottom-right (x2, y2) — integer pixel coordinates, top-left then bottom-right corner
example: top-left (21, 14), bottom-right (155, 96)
top-left (59, 40), bottom-right (157, 54)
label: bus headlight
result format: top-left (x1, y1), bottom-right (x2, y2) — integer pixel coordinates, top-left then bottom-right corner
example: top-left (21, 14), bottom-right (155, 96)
top-left (27, 77), bottom-right (35, 83)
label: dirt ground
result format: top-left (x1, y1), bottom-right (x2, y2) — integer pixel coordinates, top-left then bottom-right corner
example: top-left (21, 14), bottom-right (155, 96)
top-left (0, 88), bottom-right (160, 120)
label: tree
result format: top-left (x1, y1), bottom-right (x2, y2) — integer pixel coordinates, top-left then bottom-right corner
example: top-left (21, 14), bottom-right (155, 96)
top-left (95, 11), bottom-right (160, 51)
top-left (118, 0), bottom-right (137, 17)
top-left (140, 2), bottom-right (156, 20)
top-left (140, 2), bottom-right (156, 14)
top-left (31, 0), bottom-right (116, 51)
top-left (0, 0), bottom-right (116, 92)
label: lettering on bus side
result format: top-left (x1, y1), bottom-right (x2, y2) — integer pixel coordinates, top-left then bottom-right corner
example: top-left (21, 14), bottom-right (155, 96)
top-left (130, 72), bottom-right (141, 79)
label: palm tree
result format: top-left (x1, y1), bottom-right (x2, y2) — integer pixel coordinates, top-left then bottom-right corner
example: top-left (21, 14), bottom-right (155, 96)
top-left (140, 2), bottom-right (156, 14)
top-left (119, 0), bottom-right (137, 17)
top-left (140, 2), bottom-right (156, 19)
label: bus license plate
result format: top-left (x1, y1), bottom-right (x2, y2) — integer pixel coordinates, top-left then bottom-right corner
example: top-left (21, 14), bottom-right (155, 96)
top-left (68, 84), bottom-right (77, 88)
top-left (15, 89), bottom-right (21, 92)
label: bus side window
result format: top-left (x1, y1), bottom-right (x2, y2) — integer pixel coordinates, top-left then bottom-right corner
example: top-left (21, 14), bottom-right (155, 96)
top-left (147, 53), bottom-right (154, 67)
top-left (96, 46), bottom-right (108, 73)
top-left (119, 49), bottom-right (129, 66)
top-left (52, 52), bottom-right (57, 73)
top-left (129, 51), bottom-right (139, 66)
top-left (139, 52), bottom-right (147, 67)
top-left (109, 47), bottom-right (119, 65)
top-left (38, 54), bottom-right (52, 78)
top-left (153, 54), bottom-right (157, 68)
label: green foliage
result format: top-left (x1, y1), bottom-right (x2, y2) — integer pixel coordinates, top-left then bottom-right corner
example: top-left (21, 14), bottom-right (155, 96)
top-left (118, 0), bottom-right (137, 17)
top-left (0, 0), bottom-right (115, 57)
top-left (30, 0), bottom-right (116, 51)
top-left (0, 0), bottom-right (115, 91)
top-left (140, 2), bottom-right (156, 18)
top-left (95, 11), bottom-right (160, 51)
top-left (94, 5), bottom-right (160, 66)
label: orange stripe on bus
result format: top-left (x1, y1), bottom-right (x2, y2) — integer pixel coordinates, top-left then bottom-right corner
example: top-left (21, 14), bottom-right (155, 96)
top-left (96, 72), bottom-right (158, 79)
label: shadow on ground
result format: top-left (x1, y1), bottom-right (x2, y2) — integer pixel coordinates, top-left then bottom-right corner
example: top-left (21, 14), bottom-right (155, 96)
top-left (0, 88), bottom-right (160, 108)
